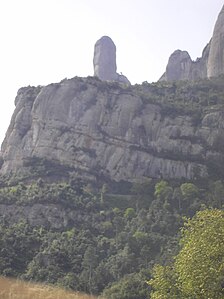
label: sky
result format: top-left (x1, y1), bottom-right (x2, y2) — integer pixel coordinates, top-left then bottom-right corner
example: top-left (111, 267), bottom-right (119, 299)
top-left (0, 0), bottom-right (223, 144)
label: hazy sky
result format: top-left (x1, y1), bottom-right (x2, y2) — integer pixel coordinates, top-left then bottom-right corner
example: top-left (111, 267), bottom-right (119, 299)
top-left (0, 0), bottom-right (223, 144)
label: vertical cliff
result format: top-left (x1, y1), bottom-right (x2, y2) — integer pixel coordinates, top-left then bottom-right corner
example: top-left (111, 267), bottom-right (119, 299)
top-left (207, 5), bottom-right (224, 77)
top-left (1, 77), bottom-right (224, 184)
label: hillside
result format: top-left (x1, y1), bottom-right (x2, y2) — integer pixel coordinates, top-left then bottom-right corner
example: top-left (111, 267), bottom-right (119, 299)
top-left (1, 4), bottom-right (224, 298)
top-left (0, 76), bottom-right (224, 298)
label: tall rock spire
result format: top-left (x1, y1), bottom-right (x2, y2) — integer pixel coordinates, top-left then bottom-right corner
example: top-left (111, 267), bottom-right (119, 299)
top-left (93, 36), bottom-right (130, 84)
top-left (207, 5), bottom-right (224, 77)
top-left (93, 36), bottom-right (117, 81)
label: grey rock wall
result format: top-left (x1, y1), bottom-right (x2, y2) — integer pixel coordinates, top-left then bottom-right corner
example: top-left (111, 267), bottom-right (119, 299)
top-left (207, 5), bottom-right (224, 77)
top-left (1, 77), bottom-right (223, 183)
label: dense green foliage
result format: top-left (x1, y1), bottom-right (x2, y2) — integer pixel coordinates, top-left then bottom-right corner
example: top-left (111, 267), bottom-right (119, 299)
top-left (150, 209), bottom-right (224, 299)
top-left (0, 176), bottom-right (223, 298)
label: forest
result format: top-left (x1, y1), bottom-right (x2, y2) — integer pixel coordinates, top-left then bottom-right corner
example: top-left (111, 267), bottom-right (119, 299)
top-left (0, 175), bottom-right (223, 298)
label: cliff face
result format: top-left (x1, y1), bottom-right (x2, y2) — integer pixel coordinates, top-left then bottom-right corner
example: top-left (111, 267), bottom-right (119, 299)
top-left (1, 76), bottom-right (224, 184)
top-left (207, 5), bottom-right (224, 77)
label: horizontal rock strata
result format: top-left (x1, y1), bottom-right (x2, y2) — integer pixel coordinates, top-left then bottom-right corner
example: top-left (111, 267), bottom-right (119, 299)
top-left (1, 77), bottom-right (224, 183)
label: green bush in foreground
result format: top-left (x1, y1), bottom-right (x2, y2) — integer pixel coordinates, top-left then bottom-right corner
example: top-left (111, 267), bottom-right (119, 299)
top-left (150, 209), bottom-right (224, 299)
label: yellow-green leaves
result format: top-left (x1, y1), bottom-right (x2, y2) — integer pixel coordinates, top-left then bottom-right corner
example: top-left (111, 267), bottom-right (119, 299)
top-left (150, 209), bottom-right (224, 299)
top-left (149, 264), bottom-right (179, 299)
top-left (175, 209), bottom-right (224, 299)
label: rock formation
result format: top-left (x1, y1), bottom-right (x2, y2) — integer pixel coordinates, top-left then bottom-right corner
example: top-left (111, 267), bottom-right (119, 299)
top-left (1, 76), bottom-right (224, 184)
top-left (93, 36), bottom-right (130, 84)
top-left (207, 5), bottom-right (224, 77)
top-left (160, 5), bottom-right (224, 81)
top-left (160, 50), bottom-right (193, 81)
top-left (159, 43), bottom-right (210, 81)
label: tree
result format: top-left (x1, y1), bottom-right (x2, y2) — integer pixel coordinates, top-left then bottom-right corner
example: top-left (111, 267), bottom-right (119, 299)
top-left (210, 180), bottom-right (224, 208)
top-left (149, 264), bottom-right (180, 299)
top-left (124, 208), bottom-right (136, 220)
top-left (150, 209), bottom-right (224, 299)
top-left (131, 180), bottom-right (153, 211)
top-left (103, 273), bottom-right (151, 299)
top-left (175, 209), bottom-right (224, 299)
top-left (154, 180), bottom-right (173, 202)
top-left (180, 182), bottom-right (199, 199)
top-left (81, 245), bottom-right (98, 294)
top-left (180, 182), bottom-right (200, 216)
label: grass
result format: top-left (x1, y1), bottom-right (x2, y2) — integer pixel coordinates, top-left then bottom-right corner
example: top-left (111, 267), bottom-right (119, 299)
top-left (0, 277), bottom-right (100, 299)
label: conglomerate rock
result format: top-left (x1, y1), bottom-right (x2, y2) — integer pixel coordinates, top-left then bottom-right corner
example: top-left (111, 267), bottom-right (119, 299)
top-left (93, 36), bottom-right (130, 84)
top-left (160, 5), bottom-right (224, 81)
top-left (207, 5), bottom-right (224, 77)
top-left (1, 77), bottom-right (223, 184)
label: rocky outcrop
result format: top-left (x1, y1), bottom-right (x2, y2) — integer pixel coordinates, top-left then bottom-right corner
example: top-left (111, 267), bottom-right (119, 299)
top-left (159, 43), bottom-right (210, 81)
top-left (0, 202), bottom-right (94, 229)
top-left (207, 5), bottom-right (224, 77)
top-left (1, 76), bottom-right (224, 184)
top-left (93, 36), bottom-right (130, 84)
top-left (160, 5), bottom-right (224, 81)
top-left (160, 50), bottom-right (193, 81)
